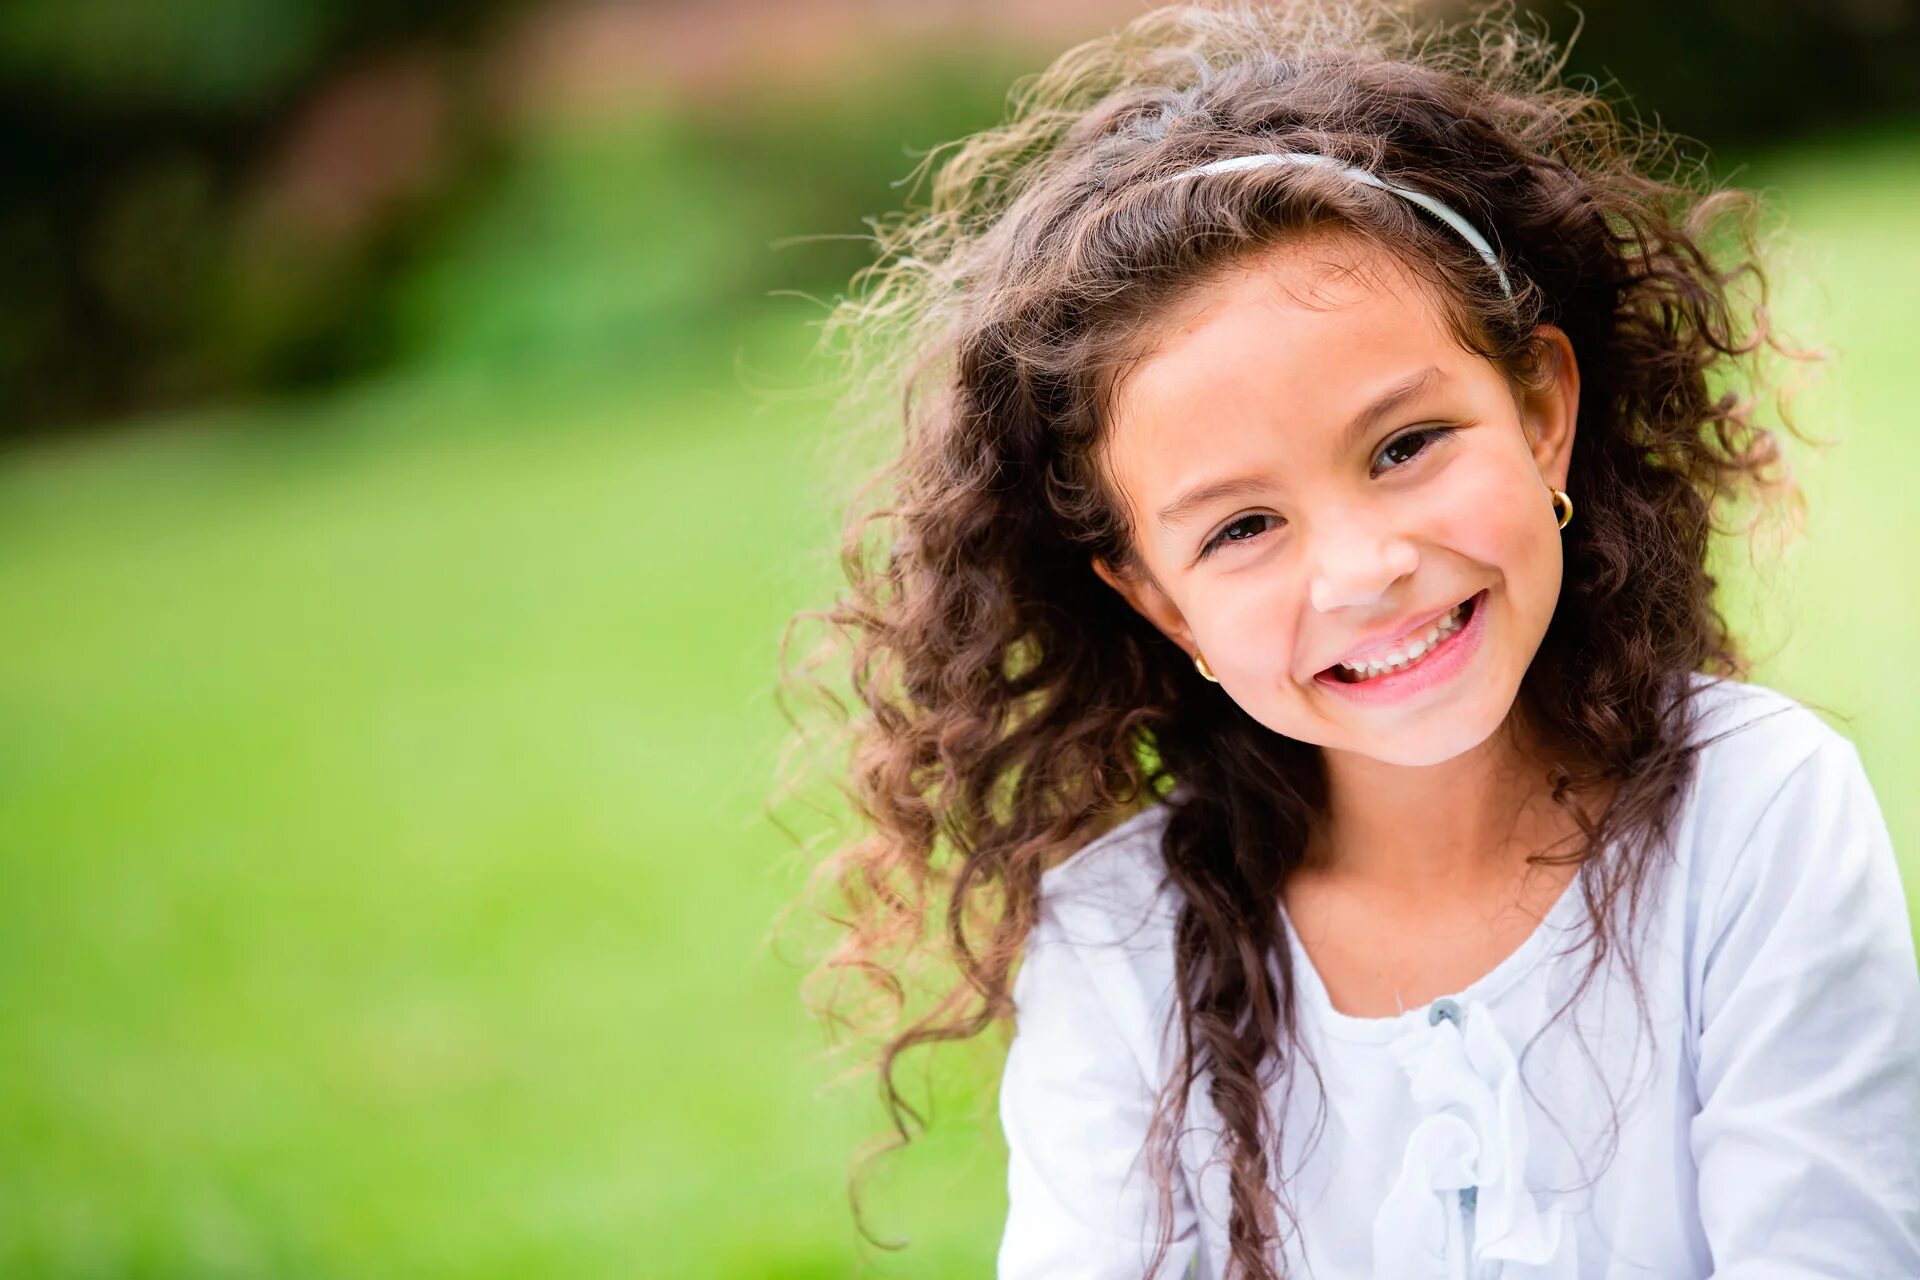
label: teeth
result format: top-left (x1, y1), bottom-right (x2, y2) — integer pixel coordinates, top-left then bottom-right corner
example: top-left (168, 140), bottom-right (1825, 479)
top-left (1336, 599), bottom-right (1470, 681)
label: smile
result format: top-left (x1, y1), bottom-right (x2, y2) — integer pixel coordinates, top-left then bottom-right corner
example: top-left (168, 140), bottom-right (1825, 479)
top-left (1313, 588), bottom-right (1488, 701)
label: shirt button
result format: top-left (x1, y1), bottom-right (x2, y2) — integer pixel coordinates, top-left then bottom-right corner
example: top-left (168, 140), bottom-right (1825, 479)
top-left (1428, 997), bottom-right (1463, 1027)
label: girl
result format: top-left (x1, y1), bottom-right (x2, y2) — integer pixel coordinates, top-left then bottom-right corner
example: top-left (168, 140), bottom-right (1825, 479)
top-left (783, 2), bottom-right (1920, 1276)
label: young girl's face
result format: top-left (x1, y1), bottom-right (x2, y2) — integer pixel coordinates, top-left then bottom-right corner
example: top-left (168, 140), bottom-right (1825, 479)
top-left (1091, 231), bottom-right (1580, 768)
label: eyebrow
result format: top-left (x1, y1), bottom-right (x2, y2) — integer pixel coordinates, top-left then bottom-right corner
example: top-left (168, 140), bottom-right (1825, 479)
top-left (1153, 365), bottom-right (1451, 530)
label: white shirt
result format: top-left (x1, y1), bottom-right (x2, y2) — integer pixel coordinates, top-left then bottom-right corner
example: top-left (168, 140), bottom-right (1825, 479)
top-left (996, 675), bottom-right (1920, 1278)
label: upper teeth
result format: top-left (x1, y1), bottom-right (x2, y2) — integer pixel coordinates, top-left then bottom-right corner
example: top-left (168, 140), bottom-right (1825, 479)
top-left (1337, 601), bottom-right (1468, 679)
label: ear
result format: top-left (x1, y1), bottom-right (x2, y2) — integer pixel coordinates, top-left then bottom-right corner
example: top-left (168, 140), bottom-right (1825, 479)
top-left (1091, 555), bottom-right (1196, 655)
top-left (1520, 323), bottom-right (1580, 490)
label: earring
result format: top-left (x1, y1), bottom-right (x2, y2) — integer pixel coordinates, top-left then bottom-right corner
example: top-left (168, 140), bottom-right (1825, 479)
top-left (1550, 487), bottom-right (1573, 530)
top-left (1193, 651), bottom-right (1219, 682)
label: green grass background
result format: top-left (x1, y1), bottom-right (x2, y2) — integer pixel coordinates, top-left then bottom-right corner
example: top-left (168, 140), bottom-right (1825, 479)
top-left (1, 122), bottom-right (1916, 1277)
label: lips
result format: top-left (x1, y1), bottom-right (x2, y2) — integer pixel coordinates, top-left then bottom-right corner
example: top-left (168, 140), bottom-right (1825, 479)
top-left (1317, 591), bottom-right (1478, 678)
top-left (1311, 587), bottom-right (1490, 701)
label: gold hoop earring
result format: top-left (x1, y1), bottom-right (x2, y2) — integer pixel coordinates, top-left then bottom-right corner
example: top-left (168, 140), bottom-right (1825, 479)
top-left (1193, 651), bottom-right (1219, 683)
top-left (1550, 488), bottom-right (1573, 530)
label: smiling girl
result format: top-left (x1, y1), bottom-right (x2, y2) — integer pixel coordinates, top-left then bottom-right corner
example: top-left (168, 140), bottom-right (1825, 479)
top-left (784, 2), bottom-right (1920, 1276)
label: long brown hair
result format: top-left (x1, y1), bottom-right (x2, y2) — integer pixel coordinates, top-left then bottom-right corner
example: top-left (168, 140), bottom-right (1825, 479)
top-left (774, 2), bottom-right (1817, 1275)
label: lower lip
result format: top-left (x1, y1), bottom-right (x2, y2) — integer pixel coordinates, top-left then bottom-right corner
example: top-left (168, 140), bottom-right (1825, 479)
top-left (1312, 588), bottom-right (1489, 705)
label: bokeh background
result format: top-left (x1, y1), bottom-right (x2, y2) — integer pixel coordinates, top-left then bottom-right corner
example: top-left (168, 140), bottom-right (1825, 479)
top-left (3, 0), bottom-right (1917, 1275)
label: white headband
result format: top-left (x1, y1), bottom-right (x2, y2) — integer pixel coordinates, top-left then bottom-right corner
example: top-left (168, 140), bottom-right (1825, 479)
top-left (1158, 151), bottom-right (1514, 299)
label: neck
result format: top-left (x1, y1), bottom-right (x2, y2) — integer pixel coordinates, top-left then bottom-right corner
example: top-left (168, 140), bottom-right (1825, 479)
top-left (1305, 704), bottom-right (1579, 900)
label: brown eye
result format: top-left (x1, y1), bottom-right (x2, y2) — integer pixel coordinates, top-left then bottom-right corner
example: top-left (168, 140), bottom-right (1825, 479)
top-left (1202, 513), bottom-right (1280, 558)
top-left (1373, 425), bottom-right (1460, 474)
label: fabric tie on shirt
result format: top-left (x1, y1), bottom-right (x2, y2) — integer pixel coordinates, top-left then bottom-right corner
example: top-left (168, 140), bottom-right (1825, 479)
top-left (1369, 996), bottom-right (1577, 1280)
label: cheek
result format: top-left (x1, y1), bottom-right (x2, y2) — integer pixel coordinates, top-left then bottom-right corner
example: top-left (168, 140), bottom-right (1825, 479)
top-left (1189, 575), bottom-right (1298, 667)
top-left (1436, 453), bottom-right (1563, 606)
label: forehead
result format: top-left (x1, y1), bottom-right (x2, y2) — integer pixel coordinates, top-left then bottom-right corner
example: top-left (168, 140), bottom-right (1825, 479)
top-left (1103, 234), bottom-right (1466, 468)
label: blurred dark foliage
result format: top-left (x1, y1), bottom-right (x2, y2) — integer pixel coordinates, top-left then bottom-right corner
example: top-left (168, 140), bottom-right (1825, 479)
top-left (1516, 0), bottom-right (1920, 144)
top-left (0, 0), bottom-right (525, 437)
top-left (0, 0), bottom-right (1915, 441)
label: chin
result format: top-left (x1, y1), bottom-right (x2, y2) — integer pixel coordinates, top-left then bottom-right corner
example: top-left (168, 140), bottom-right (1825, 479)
top-left (1350, 719), bottom-right (1502, 767)
top-left (1266, 683), bottom-right (1515, 767)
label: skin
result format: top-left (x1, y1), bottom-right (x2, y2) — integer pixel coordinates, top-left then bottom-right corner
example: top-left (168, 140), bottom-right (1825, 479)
top-left (1090, 230), bottom-right (1594, 1014)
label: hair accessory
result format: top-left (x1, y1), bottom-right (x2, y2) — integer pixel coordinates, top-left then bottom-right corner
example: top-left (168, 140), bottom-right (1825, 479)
top-left (1159, 151), bottom-right (1514, 300)
top-left (1550, 487), bottom-right (1573, 530)
top-left (1193, 651), bottom-right (1219, 682)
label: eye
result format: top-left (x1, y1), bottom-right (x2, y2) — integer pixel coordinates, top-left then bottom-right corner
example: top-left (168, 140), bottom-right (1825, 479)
top-left (1200, 512), bottom-right (1281, 558)
top-left (1194, 425), bottom-right (1459, 560)
top-left (1372, 425), bottom-right (1459, 475)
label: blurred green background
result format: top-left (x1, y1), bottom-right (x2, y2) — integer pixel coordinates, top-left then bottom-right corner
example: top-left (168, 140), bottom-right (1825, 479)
top-left (2, 0), bottom-right (1917, 1275)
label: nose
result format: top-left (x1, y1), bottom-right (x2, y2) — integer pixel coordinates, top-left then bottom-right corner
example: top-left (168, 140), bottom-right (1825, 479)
top-left (1306, 508), bottom-right (1420, 613)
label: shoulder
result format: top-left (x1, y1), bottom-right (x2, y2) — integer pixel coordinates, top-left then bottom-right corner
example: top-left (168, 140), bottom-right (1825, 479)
top-left (1037, 799), bottom-right (1182, 943)
top-left (1681, 671), bottom-right (1858, 822)
top-left (1678, 680), bottom-right (1916, 1094)
top-left (1676, 671), bottom-right (1881, 922)
top-left (1021, 800), bottom-right (1185, 1069)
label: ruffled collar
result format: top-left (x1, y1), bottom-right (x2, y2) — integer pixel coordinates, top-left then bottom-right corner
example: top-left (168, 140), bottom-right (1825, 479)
top-left (1369, 995), bottom-right (1580, 1280)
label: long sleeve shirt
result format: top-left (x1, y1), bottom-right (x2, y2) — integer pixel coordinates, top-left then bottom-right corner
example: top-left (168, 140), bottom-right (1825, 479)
top-left (996, 674), bottom-right (1920, 1278)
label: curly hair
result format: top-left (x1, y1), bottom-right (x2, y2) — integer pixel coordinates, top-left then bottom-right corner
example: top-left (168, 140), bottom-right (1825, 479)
top-left (773, 2), bottom-right (1818, 1276)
